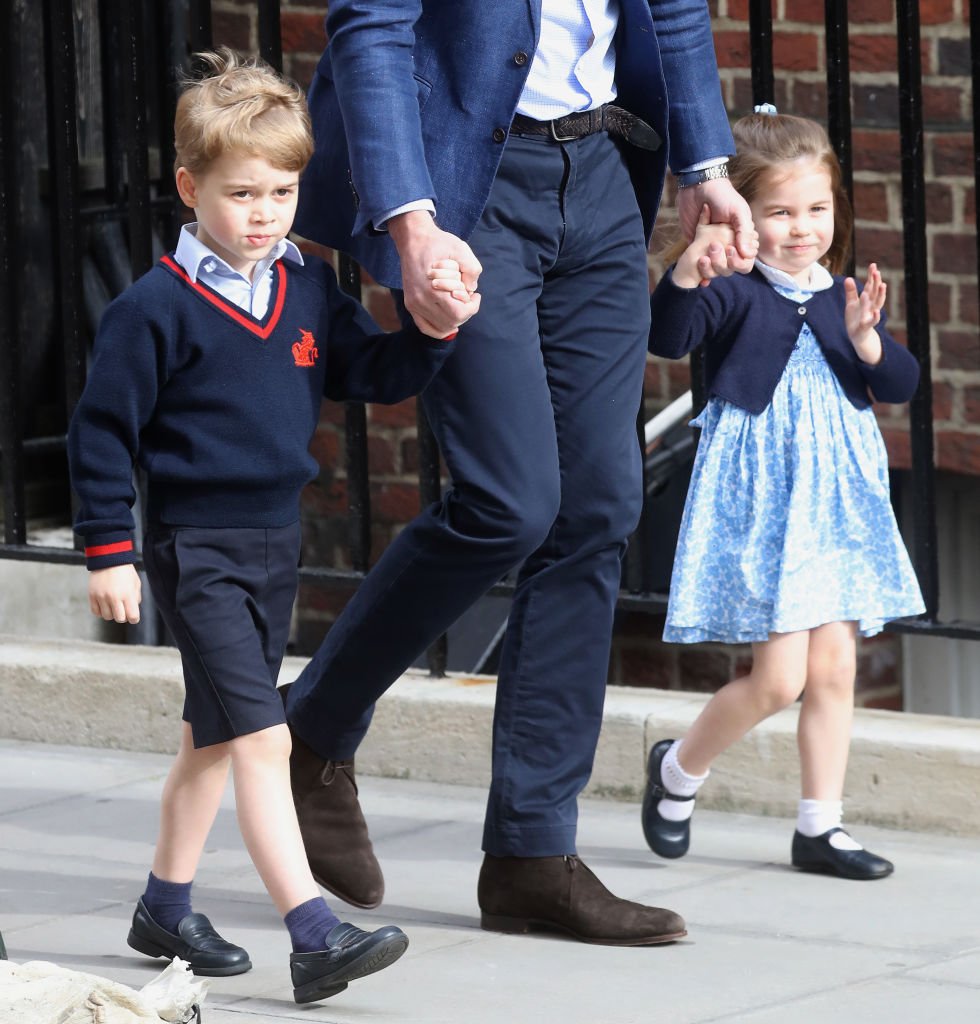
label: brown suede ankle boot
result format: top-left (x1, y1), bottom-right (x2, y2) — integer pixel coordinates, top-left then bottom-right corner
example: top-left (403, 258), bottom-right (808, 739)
top-left (281, 686), bottom-right (384, 909)
top-left (477, 853), bottom-right (686, 946)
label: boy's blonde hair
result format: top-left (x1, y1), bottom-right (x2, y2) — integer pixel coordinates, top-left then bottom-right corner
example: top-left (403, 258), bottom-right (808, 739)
top-left (729, 112), bottom-right (853, 275)
top-left (174, 48), bottom-right (313, 175)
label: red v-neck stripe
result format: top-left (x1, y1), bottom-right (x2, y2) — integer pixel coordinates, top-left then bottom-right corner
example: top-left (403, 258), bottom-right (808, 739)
top-left (160, 254), bottom-right (287, 339)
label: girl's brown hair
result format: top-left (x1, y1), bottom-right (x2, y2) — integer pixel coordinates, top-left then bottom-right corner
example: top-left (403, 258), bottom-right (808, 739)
top-left (174, 48), bottom-right (313, 175)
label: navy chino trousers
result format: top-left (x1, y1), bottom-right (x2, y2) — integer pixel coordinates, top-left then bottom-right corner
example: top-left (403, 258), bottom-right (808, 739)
top-left (288, 129), bottom-right (652, 857)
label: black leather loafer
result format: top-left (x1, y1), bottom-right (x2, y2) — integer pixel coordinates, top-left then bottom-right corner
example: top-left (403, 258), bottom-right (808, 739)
top-left (290, 921), bottom-right (409, 1004)
top-left (641, 739), bottom-right (695, 859)
top-left (791, 828), bottom-right (894, 880)
top-left (127, 898), bottom-right (252, 976)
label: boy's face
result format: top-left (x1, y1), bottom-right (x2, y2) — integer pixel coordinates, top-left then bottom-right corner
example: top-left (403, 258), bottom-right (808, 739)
top-left (175, 151), bottom-right (300, 279)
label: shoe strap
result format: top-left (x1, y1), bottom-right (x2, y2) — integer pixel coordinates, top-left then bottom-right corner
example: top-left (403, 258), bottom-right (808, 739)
top-left (648, 781), bottom-right (695, 802)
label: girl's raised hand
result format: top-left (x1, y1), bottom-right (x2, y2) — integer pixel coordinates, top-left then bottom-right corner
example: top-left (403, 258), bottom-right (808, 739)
top-left (843, 262), bottom-right (886, 364)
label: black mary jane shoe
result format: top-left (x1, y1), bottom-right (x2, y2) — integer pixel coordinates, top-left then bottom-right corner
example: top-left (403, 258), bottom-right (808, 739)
top-left (641, 739), bottom-right (695, 859)
top-left (791, 828), bottom-right (894, 880)
top-left (290, 921), bottom-right (409, 1004)
top-left (127, 897), bottom-right (252, 976)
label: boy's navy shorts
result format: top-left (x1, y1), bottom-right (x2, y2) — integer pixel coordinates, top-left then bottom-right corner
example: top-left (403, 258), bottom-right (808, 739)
top-left (142, 522), bottom-right (301, 748)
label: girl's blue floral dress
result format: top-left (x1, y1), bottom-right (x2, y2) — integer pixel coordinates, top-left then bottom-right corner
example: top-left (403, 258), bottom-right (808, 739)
top-left (664, 261), bottom-right (925, 644)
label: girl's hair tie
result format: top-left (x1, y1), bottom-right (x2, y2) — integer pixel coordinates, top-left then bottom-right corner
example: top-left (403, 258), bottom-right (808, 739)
top-left (754, 102), bottom-right (778, 116)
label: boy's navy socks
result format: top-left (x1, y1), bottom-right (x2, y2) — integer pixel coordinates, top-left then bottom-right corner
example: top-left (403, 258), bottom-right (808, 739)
top-left (285, 897), bottom-right (342, 953)
top-left (142, 872), bottom-right (193, 933)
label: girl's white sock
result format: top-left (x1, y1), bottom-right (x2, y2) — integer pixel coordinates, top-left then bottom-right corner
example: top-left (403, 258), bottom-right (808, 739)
top-left (796, 799), bottom-right (862, 849)
top-left (658, 740), bottom-right (708, 822)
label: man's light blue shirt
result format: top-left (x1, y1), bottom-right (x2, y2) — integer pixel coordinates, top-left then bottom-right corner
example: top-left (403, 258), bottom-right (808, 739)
top-left (173, 223), bottom-right (305, 320)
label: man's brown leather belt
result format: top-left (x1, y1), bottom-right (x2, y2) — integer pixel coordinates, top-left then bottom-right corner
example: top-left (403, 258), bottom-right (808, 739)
top-left (510, 104), bottom-right (661, 151)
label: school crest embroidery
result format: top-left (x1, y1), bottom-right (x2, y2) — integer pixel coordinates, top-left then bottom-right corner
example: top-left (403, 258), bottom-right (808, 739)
top-left (292, 329), bottom-right (318, 367)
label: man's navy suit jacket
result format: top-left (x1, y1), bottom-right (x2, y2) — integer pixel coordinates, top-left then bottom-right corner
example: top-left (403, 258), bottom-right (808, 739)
top-left (295, 0), bottom-right (735, 289)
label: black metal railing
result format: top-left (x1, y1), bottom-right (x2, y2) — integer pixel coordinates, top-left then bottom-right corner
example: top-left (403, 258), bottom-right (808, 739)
top-left (1, 0), bottom-right (977, 666)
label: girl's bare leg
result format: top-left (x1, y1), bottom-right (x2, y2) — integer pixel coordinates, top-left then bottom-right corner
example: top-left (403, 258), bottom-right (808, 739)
top-left (677, 630), bottom-right (811, 776)
top-left (797, 620), bottom-right (857, 801)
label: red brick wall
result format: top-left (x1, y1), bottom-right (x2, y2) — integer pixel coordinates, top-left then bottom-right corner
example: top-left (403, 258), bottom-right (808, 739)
top-left (211, 2), bottom-right (978, 705)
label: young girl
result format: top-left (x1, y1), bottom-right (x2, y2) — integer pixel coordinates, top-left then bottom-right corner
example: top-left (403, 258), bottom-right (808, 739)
top-left (642, 110), bottom-right (925, 880)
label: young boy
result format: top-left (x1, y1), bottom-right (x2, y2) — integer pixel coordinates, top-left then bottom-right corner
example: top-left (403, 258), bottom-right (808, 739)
top-left (67, 49), bottom-right (470, 1005)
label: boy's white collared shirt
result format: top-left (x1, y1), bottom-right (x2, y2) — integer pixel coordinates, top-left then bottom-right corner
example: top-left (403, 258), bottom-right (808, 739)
top-left (174, 222), bottom-right (304, 319)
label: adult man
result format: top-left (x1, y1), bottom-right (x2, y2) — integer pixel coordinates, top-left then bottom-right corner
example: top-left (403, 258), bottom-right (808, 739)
top-left (289, 0), bottom-right (756, 945)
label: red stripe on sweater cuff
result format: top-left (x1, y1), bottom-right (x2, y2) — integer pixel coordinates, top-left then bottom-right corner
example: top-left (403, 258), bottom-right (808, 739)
top-left (85, 540), bottom-right (134, 558)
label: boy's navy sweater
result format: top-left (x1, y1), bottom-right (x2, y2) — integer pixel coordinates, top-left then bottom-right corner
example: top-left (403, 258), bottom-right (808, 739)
top-left (649, 267), bottom-right (920, 414)
top-left (68, 252), bottom-right (454, 570)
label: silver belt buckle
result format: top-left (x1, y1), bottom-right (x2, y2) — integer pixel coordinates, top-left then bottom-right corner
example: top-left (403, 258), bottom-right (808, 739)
top-left (548, 117), bottom-right (576, 142)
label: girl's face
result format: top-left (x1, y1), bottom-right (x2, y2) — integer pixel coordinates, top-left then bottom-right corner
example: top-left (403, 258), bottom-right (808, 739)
top-left (749, 159), bottom-right (835, 284)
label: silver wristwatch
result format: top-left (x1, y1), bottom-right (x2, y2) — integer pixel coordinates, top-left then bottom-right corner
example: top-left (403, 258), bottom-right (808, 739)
top-left (675, 163), bottom-right (730, 189)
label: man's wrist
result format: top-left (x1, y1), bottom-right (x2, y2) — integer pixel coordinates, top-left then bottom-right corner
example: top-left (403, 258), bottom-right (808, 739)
top-left (675, 163), bottom-right (730, 189)
top-left (387, 209), bottom-right (437, 248)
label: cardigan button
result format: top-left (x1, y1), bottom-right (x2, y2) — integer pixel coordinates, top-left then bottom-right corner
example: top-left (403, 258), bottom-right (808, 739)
top-left (797, 306), bottom-right (806, 315)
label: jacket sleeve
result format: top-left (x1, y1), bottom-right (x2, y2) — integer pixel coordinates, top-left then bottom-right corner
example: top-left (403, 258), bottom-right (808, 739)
top-left (325, 0), bottom-right (435, 236)
top-left (648, 267), bottom-right (726, 359)
top-left (67, 294), bottom-right (169, 570)
top-left (858, 313), bottom-right (921, 404)
top-left (319, 266), bottom-right (454, 404)
top-left (650, 0), bottom-right (736, 169)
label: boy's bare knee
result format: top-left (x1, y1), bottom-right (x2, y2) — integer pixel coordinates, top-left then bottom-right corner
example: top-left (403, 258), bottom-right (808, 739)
top-left (230, 724), bottom-right (292, 763)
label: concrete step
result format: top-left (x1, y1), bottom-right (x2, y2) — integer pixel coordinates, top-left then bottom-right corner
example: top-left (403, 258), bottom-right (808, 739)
top-left (2, 634), bottom-right (978, 836)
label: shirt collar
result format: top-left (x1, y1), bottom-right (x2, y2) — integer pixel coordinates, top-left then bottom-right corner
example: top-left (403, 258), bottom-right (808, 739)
top-left (755, 259), bottom-right (834, 296)
top-left (173, 222), bottom-right (304, 283)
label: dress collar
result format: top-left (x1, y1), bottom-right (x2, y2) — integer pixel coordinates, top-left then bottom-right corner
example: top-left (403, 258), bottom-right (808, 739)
top-left (755, 259), bottom-right (834, 296)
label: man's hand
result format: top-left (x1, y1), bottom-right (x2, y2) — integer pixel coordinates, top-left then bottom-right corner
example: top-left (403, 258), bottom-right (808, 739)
top-left (388, 211), bottom-right (482, 338)
top-left (677, 177), bottom-right (758, 275)
top-left (89, 563), bottom-right (142, 624)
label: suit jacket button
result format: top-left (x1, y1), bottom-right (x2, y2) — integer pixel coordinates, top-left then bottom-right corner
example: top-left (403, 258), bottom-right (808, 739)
top-left (514, 51), bottom-right (529, 66)
top-left (798, 306), bottom-right (806, 315)
top-left (493, 127), bottom-right (507, 143)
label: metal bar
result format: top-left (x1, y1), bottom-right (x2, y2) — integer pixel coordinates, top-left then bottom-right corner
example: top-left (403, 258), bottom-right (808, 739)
top-left (885, 618), bottom-right (980, 642)
top-left (156, 0), bottom-right (182, 242)
top-left (972, 0), bottom-right (980, 309)
top-left (42, 0), bottom-right (86, 428)
top-left (98, 0), bottom-right (125, 206)
top-left (0, 435), bottom-right (68, 459)
top-left (748, 0), bottom-right (774, 106)
top-left (337, 252), bottom-right (372, 572)
top-left (416, 401), bottom-right (447, 676)
top-left (78, 196), bottom-right (176, 223)
top-left (119, 0), bottom-right (153, 279)
top-left (188, 0), bottom-right (213, 53)
top-left (257, 0), bottom-right (283, 73)
top-left (0, 0), bottom-right (26, 544)
top-left (896, 0), bottom-right (939, 618)
top-left (824, 0), bottom-right (855, 274)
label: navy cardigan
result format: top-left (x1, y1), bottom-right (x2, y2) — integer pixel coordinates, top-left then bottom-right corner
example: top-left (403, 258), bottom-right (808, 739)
top-left (648, 268), bottom-right (920, 414)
